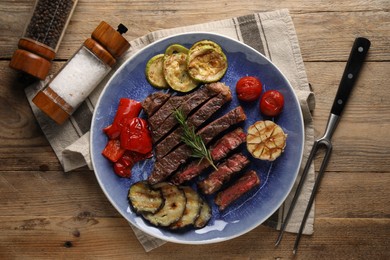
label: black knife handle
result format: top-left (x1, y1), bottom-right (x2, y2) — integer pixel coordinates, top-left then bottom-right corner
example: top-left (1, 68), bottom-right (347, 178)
top-left (331, 37), bottom-right (371, 116)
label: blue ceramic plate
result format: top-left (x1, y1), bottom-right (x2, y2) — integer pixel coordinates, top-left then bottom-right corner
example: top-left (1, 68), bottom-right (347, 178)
top-left (91, 32), bottom-right (304, 244)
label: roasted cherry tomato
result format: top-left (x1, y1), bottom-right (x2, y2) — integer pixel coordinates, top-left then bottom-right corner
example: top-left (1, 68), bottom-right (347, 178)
top-left (120, 117), bottom-right (153, 154)
top-left (236, 76), bottom-right (262, 102)
top-left (103, 98), bottom-right (142, 139)
top-left (260, 90), bottom-right (284, 117)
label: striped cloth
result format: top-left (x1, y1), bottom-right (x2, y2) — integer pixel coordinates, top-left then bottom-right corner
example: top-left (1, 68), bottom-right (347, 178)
top-left (25, 9), bottom-right (315, 252)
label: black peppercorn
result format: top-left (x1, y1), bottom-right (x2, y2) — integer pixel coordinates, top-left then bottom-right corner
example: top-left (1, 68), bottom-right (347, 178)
top-left (25, 0), bottom-right (75, 49)
top-left (9, 0), bottom-right (78, 80)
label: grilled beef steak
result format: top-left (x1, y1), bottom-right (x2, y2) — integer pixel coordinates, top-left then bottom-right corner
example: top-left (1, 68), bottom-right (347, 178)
top-left (198, 106), bottom-right (246, 144)
top-left (171, 128), bottom-right (246, 185)
top-left (148, 144), bottom-right (192, 185)
top-left (210, 127), bottom-right (246, 161)
top-left (148, 94), bottom-right (188, 132)
top-left (214, 170), bottom-right (260, 211)
top-left (198, 153), bottom-right (250, 194)
top-left (148, 82), bottom-right (229, 143)
top-left (147, 106), bottom-right (247, 184)
top-left (156, 88), bottom-right (232, 159)
top-left (141, 92), bottom-right (171, 118)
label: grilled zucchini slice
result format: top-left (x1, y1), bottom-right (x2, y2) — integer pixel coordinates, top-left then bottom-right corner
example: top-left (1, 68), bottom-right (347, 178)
top-left (194, 197), bottom-right (212, 228)
top-left (163, 52), bottom-right (198, 92)
top-left (128, 181), bottom-right (164, 214)
top-left (165, 44), bottom-right (189, 55)
top-left (187, 45), bottom-right (227, 83)
top-left (190, 40), bottom-right (223, 53)
top-left (170, 186), bottom-right (202, 230)
top-left (143, 182), bottom-right (186, 227)
top-left (145, 54), bottom-right (169, 89)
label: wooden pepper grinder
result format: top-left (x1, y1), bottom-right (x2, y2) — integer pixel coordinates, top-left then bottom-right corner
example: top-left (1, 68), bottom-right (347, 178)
top-left (32, 21), bottom-right (130, 124)
top-left (9, 0), bottom-right (78, 80)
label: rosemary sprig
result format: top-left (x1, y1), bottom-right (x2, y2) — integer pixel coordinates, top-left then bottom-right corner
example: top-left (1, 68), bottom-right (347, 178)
top-left (174, 108), bottom-right (218, 170)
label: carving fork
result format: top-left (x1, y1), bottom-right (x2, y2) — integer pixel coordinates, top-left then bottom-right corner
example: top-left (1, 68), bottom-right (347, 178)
top-left (274, 37), bottom-right (371, 254)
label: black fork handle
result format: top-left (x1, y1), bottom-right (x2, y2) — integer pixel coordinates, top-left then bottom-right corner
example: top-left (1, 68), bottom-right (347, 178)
top-left (331, 37), bottom-right (371, 116)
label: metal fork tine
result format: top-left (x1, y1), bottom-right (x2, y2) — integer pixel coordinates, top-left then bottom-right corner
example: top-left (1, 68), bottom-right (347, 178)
top-left (274, 140), bottom-right (320, 246)
top-left (292, 141), bottom-right (333, 254)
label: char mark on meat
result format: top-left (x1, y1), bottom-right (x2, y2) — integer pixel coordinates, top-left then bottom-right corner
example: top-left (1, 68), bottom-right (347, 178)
top-left (147, 106), bottom-right (247, 185)
top-left (215, 170), bottom-right (260, 211)
top-left (148, 94), bottom-right (187, 132)
top-left (198, 106), bottom-right (246, 144)
top-left (171, 128), bottom-right (246, 185)
top-left (151, 82), bottom-right (229, 143)
top-left (141, 92), bottom-right (171, 118)
top-left (148, 144), bottom-right (192, 185)
top-left (198, 153), bottom-right (250, 194)
top-left (155, 87), bottom-right (232, 159)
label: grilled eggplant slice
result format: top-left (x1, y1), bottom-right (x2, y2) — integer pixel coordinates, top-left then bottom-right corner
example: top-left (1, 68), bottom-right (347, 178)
top-left (145, 54), bottom-right (169, 89)
top-left (128, 181), bottom-right (164, 214)
top-left (194, 197), bottom-right (212, 228)
top-left (143, 182), bottom-right (186, 227)
top-left (170, 186), bottom-right (202, 230)
top-left (187, 45), bottom-right (227, 83)
top-left (163, 52), bottom-right (198, 92)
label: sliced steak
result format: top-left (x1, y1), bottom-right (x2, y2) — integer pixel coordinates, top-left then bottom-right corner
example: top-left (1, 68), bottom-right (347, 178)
top-left (215, 170), bottom-right (260, 211)
top-left (198, 106), bottom-right (246, 144)
top-left (210, 127), bottom-right (246, 161)
top-left (155, 88), bottom-right (232, 159)
top-left (171, 128), bottom-right (246, 185)
top-left (141, 91), bottom-right (171, 118)
top-left (148, 144), bottom-right (192, 185)
top-left (147, 106), bottom-right (247, 185)
top-left (198, 153), bottom-right (250, 194)
top-left (148, 94), bottom-right (187, 131)
top-left (151, 82), bottom-right (229, 143)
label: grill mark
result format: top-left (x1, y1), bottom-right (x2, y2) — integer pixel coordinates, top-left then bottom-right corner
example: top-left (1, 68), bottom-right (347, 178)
top-left (147, 106), bottom-right (246, 184)
top-left (155, 91), bottom-right (231, 159)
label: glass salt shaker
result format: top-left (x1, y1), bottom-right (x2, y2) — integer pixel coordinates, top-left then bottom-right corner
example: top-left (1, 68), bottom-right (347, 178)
top-left (9, 0), bottom-right (78, 80)
top-left (32, 21), bottom-right (130, 124)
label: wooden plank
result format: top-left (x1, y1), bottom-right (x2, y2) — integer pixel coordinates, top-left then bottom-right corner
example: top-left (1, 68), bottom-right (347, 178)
top-left (1, 2), bottom-right (389, 60)
top-left (0, 217), bottom-right (388, 259)
top-left (0, 170), bottom-right (118, 217)
top-left (294, 11), bottom-right (390, 62)
top-left (315, 172), bottom-right (390, 218)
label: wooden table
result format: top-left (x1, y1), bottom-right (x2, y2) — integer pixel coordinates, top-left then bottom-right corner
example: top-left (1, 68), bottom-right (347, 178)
top-left (1, 0), bottom-right (389, 259)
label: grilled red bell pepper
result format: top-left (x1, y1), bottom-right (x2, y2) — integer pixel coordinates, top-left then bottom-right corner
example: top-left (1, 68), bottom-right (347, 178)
top-left (103, 98), bottom-right (142, 139)
top-left (113, 150), bottom-right (153, 178)
top-left (113, 151), bottom-right (135, 178)
top-left (102, 139), bottom-right (126, 162)
top-left (113, 160), bottom-right (132, 178)
top-left (120, 117), bottom-right (152, 154)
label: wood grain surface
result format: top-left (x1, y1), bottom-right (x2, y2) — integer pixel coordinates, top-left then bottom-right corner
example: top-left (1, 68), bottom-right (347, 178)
top-left (0, 0), bottom-right (389, 259)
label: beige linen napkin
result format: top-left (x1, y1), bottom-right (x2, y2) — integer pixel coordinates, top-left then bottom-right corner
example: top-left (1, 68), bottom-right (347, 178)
top-left (25, 9), bottom-right (315, 252)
